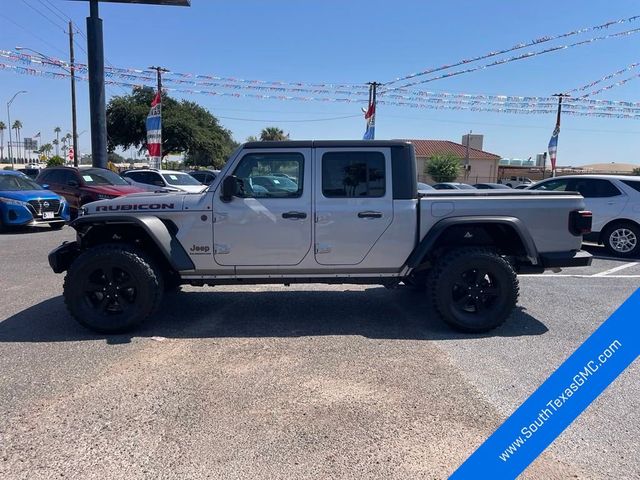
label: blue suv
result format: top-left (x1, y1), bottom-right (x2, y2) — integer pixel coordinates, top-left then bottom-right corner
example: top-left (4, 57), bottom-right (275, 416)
top-left (0, 170), bottom-right (70, 231)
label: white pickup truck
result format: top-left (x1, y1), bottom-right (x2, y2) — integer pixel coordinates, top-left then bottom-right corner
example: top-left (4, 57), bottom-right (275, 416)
top-left (49, 141), bottom-right (592, 334)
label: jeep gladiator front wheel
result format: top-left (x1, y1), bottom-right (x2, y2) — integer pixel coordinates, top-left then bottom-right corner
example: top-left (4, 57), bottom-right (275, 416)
top-left (429, 248), bottom-right (519, 333)
top-left (63, 244), bottom-right (164, 333)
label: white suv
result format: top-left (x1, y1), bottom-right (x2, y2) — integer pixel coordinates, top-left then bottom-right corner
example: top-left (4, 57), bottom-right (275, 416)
top-left (529, 175), bottom-right (640, 257)
top-left (122, 169), bottom-right (205, 194)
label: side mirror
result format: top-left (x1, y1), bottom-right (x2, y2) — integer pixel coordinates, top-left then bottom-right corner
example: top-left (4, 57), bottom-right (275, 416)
top-left (67, 180), bottom-right (79, 188)
top-left (221, 175), bottom-right (239, 202)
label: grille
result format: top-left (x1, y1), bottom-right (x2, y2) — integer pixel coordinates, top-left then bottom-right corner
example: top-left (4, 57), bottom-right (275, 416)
top-left (28, 199), bottom-right (61, 215)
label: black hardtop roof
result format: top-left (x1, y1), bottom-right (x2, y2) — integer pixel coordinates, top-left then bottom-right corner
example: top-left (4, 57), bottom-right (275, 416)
top-left (243, 140), bottom-right (412, 149)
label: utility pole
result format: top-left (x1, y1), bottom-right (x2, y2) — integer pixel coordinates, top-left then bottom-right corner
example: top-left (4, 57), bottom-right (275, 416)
top-left (149, 65), bottom-right (168, 166)
top-left (364, 81), bottom-right (380, 140)
top-left (69, 21), bottom-right (80, 167)
top-left (464, 130), bottom-right (471, 181)
top-left (549, 93), bottom-right (569, 178)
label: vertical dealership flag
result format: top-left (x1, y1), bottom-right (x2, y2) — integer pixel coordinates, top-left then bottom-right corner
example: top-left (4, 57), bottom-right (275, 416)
top-left (146, 91), bottom-right (162, 169)
top-left (363, 101), bottom-right (375, 140)
top-left (548, 124), bottom-right (560, 174)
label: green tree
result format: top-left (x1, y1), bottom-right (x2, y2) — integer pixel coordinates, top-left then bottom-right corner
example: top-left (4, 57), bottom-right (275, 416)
top-left (632, 167), bottom-right (640, 176)
top-left (0, 121), bottom-right (5, 160)
top-left (106, 87), bottom-right (236, 168)
top-left (46, 155), bottom-right (65, 167)
top-left (425, 153), bottom-right (461, 183)
top-left (246, 135), bottom-right (258, 142)
top-left (39, 143), bottom-right (53, 159)
top-left (260, 127), bottom-right (289, 141)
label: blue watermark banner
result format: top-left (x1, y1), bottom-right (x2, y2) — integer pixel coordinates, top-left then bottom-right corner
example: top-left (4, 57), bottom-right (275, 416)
top-left (450, 288), bottom-right (640, 479)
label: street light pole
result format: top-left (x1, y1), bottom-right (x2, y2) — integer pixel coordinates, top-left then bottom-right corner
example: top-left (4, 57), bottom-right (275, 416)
top-left (15, 42), bottom-right (79, 167)
top-left (6, 90), bottom-right (27, 170)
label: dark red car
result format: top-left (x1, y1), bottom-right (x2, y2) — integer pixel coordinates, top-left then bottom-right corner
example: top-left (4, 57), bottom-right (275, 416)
top-left (36, 167), bottom-right (145, 216)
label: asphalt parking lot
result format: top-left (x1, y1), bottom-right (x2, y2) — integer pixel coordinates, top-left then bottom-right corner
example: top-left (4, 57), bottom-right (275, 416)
top-left (0, 227), bottom-right (638, 479)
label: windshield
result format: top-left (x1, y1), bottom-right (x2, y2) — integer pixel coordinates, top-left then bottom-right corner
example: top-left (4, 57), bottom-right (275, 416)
top-left (0, 174), bottom-right (44, 191)
top-left (80, 168), bottom-right (129, 186)
top-left (162, 173), bottom-right (202, 186)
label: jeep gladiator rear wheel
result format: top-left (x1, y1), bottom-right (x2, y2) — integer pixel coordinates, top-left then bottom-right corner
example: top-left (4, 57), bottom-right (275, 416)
top-left (429, 248), bottom-right (519, 332)
top-left (64, 244), bottom-right (164, 333)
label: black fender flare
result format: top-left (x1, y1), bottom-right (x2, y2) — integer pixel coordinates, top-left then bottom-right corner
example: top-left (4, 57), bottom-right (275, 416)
top-left (405, 216), bottom-right (539, 268)
top-left (71, 214), bottom-right (195, 272)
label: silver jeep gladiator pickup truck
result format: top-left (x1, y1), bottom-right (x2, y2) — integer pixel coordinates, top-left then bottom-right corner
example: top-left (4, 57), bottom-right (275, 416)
top-left (49, 140), bottom-right (592, 333)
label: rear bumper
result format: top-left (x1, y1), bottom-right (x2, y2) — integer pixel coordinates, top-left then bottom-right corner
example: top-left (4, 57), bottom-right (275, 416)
top-left (540, 250), bottom-right (593, 269)
top-left (48, 241), bottom-right (80, 274)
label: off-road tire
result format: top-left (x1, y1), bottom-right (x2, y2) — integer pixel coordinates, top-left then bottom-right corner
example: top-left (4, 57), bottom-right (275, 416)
top-left (602, 222), bottom-right (640, 258)
top-left (428, 247), bottom-right (519, 332)
top-left (64, 244), bottom-right (164, 333)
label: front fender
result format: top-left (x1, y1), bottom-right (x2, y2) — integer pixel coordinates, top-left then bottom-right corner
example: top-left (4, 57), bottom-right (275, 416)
top-left (70, 214), bottom-right (195, 272)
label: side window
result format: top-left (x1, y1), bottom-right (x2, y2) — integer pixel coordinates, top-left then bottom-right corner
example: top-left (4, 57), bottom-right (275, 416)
top-left (622, 180), bottom-right (640, 193)
top-left (533, 179), bottom-right (570, 191)
top-left (322, 151), bottom-right (385, 198)
top-left (569, 179), bottom-right (621, 198)
top-left (59, 170), bottom-right (77, 185)
top-left (232, 152), bottom-right (303, 198)
top-left (43, 170), bottom-right (62, 184)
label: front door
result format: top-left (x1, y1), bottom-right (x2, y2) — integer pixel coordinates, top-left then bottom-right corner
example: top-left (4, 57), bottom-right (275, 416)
top-left (212, 148), bottom-right (312, 266)
top-left (314, 148), bottom-right (393, 265)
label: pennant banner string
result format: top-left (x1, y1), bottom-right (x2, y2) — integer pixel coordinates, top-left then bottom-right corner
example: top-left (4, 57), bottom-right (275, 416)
top-left (384, 15), bottom-right (640, 86)
top-left (566, 62), bottom-right (640, 94)
top-left (1, 62), bottom-right (639, 119)
top-left (579, 72), bottom-right (640, 98)
top-left (382, 27), bottom-right (640, 93)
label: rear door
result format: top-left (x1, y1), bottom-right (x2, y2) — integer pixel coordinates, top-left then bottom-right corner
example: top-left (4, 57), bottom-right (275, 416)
top-left (567, 178), bottom-right (628, 233)
top-left (212, 148), bottom-right (312, 266)
top-left (314, 147), bottom-right (393, 265)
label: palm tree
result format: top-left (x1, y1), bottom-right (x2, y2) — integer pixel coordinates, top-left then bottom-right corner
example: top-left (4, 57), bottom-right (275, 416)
top-left (12, 120), bottom-right (22, 162)
top-left (39, 143), bottom-right (53, 159)
top-left (61, 136), bottom-right (68, 159)
top-left (260, 127), bottom-right (289, 141)
top-left (54, 127), bottom-right (61, 156)
top-left (0, 121), bottom-right (6, 160)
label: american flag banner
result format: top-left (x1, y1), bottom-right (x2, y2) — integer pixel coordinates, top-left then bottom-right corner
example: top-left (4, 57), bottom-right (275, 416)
top-left (547, 124), bottom-right (560, 173)
top-left (146, 91), bottom-right (162, 169)
top-left (363, 101), bottom-right (375, 140)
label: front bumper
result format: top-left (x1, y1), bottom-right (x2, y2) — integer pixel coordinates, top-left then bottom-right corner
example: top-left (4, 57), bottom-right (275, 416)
top-left (1, 201), bottom-right (70, 226)
top-left (48, 241), bottom-right (80, 274)
top-left (540, 250), bottom-right (593, 269)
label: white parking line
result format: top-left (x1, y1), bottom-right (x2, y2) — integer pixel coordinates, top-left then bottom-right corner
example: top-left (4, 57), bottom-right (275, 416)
top-left (519, 274), bottom-right (640, 278)
top-left (591, 262), bottom-right (639, 277)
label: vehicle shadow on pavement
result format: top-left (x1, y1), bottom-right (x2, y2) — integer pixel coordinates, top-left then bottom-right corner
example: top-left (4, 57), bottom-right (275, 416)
top-left (0, 287), bottom-right (548, 344)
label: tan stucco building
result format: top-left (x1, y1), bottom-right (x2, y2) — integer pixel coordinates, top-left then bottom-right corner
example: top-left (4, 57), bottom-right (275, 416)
top-left (403, 139), bottom-right (502, 184)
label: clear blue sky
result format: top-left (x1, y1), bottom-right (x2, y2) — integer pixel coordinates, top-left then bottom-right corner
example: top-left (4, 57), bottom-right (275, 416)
top-left (1, 0), bottom-right (639, 165)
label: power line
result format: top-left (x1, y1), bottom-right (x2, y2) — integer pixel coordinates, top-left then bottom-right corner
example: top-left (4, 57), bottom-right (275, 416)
top-left (0, 12), bottom-right (67, 56)
top-left (36, 0), bottom-right (70, 24)
top-left (21, 0), bottom-right (66, 32)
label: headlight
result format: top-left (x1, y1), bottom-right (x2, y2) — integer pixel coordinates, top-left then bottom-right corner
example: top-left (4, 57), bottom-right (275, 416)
top-left (97, 194), bottom-right (117, 200)
top-left (0, 197), bottom-right (28, 207)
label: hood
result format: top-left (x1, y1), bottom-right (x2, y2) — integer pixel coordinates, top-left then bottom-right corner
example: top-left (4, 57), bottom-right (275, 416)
top-left (84, 191), bottom-right (186, 215)
top-left (82, 184), bottom-right (147, 196)
top-left (0, 189), bottom-right (63, 202)
top-left (174, 184), bottom-right (208, 194)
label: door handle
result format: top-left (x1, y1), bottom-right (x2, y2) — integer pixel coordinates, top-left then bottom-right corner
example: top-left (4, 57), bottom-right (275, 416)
top-left (358, 211), bottom-right (383, 219)
top-left (282, 211), bottom-right (307, 219)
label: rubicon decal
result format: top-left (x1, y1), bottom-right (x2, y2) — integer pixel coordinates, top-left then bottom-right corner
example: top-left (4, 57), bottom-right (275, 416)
top-left (95, 203), bottom-right (175, 212)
